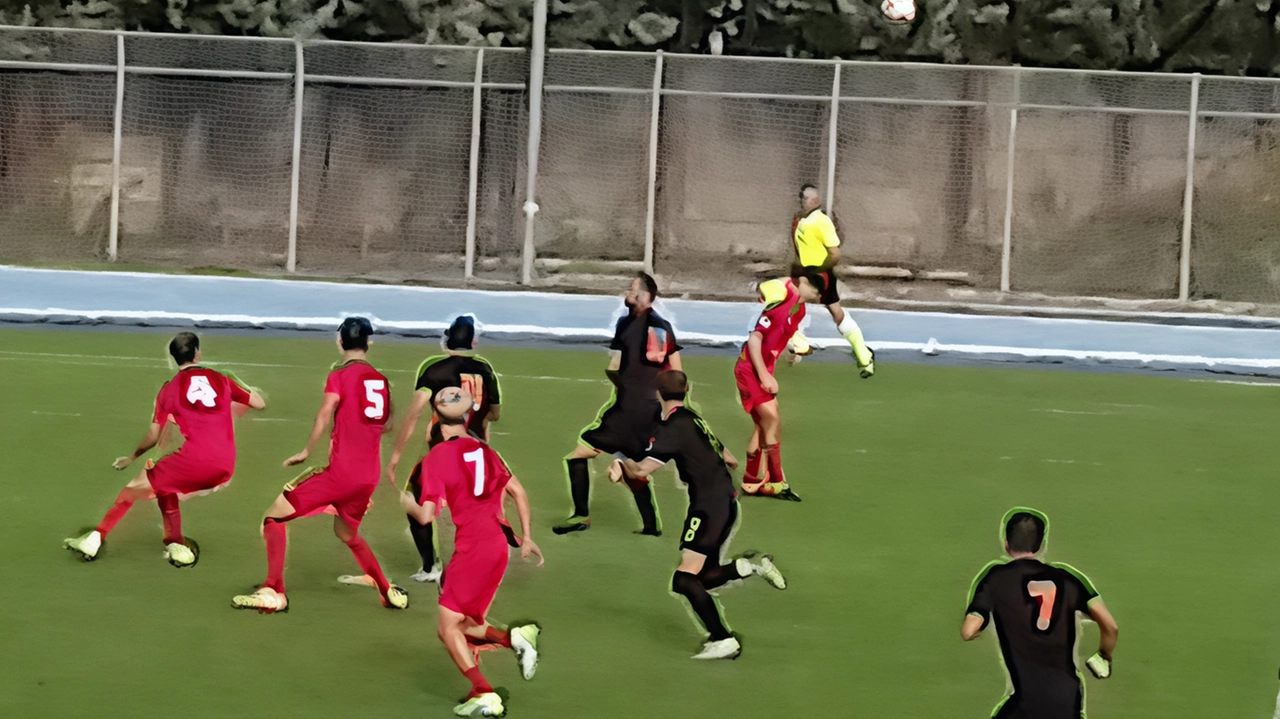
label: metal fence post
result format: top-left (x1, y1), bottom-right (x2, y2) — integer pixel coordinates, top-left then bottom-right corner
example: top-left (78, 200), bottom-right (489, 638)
top-left (1178, 73), bottom-right (1201, 302)
top-left (825, 62), bottom-right (841, 209)
top-left (286, 39), bottom-right (304, 274)
top-left (520, 0), bottom-right (548, 285)
top-left (642, 51), bottom-right (664, 275)
top-left (107, 33), bottom-right (124, 262)
top-left (465, 48), bottom-right (485, 280)
top-left (999, 67), bottom-right (1022, 293)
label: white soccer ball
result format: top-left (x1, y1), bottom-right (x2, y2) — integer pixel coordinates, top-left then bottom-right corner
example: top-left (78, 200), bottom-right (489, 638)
top-left (881, 0), bottom-right (916, 23)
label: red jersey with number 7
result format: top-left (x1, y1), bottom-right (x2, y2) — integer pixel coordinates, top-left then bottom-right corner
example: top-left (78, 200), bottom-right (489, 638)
top-left (324, 360), bottom-right (390, 483)
top-left (419, 435), bottom-right (512, 551)
top-left (737, 278), bottom-right (806, 374)
top-left (152, 366), bottom-right (252, 468)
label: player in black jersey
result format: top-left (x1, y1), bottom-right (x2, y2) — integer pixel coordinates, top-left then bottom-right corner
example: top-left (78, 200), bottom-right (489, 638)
top-left (962, 508), bottom-right (1119, 719)
top-left (553, 273), bottom-right (682, 537)
top-left (385, 315), bottom-right (502, 584)
top-left (612, 371), bottom-right (787, 660)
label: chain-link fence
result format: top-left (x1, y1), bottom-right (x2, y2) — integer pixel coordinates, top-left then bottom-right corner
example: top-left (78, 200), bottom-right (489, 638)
top-left (4, 26), bottom-right (1280, 310)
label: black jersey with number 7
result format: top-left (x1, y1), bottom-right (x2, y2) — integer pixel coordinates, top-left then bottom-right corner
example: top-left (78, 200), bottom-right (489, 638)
top-left (966, 558), bottom-right (1101, 714)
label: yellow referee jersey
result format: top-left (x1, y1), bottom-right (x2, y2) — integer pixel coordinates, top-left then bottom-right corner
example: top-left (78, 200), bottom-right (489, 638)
top-left (793, 209), bottom-right (840, 268)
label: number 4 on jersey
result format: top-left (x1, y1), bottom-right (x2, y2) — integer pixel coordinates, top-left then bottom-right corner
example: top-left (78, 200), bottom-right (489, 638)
top-left (186, 375), bottom-right (218, 407)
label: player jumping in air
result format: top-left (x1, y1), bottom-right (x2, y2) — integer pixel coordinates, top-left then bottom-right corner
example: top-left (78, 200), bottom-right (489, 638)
top-left (386, 315), bottom-right (503, 584)
top-left (64, 332), bottom-right (265, 566)
top-left (611, 371), bottom-right (786, 660)
top-left (231, 318), bottom-right (408, 614)
top-left (553, 272), bottom-right (682, 536)
top-left (401, 387), bottom-right (543, 718)
top-left (735, 272), bottom-right (824, 501)
top-left (784, 184), bottom-right (875, 376)
top-left (963, 508), bottom-right (1120, 719)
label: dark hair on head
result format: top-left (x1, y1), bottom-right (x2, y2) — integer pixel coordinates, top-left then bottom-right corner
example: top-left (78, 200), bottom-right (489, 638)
top-left (169, 332), bottom-right (200, 365)
top-left (339, 316), bottom-right (374, 351)
top-left (799, 183), bottom-right (818, 198)
top-left (798, 269), bottom-right (827, 295)
top-left (655, 370), bottom-right (688, 401)
top-left (1005, 512), bottom-right (1046, 554)
top-left (635, 271), bottom-right (659, 300)
top-left (445, 315), bottom-right (476, 351)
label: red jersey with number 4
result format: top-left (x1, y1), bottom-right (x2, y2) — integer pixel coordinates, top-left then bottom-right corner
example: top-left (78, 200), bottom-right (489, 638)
top-left (419, 435), bottom-right (512, 551)
top-left (153, 366), bottom-right (251, 467)
top-left (324, 360), bottom-right (390, 483)
top-left (738, 279), bottom-right (806, 373)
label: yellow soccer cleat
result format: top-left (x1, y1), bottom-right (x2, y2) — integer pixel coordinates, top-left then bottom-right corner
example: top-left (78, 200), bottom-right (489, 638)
top-left (232, 587), bottom-right (289, 614)
top-left (381, 584), bottom-right (409, 610)
top-left (454, 692), bottom-right (505, 717)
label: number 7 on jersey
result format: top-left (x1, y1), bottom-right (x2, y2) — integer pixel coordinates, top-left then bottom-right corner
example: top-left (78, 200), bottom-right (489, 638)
top-left (464, 448), bottom-right (485, 497)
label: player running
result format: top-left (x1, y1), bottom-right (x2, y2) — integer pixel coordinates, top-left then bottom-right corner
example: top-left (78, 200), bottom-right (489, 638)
top-left (553, 272), bottom-right (681, 537)
top-left (64, 332), bottom-right (265, 566)
top-left (401, 387), bottom-right (543, 718)
top-left (611, 371), bottom-right (786, 660)
top-left (386, 314), bottom-right (502, 584)
top-left (785, 184), bottom-right (875, 376)
top-left (232, 318), bottom-right (408, 614)
top-left (735, 272), bottom-right (824, 501)
top-left (962, 508), bottom-right (1120, 719)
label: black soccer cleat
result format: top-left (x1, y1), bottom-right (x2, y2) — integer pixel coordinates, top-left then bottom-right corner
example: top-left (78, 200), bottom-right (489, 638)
top-left (633, 528), bottom-right (662, 537)
top-left (552, 516), bottom-right (591, 535)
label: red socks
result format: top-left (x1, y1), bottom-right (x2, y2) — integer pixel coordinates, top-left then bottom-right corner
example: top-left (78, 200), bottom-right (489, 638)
top-left (344, 535), bottom-right (391, 595)
top-left (96, 488), bottom-right (140, 536)
top-left (157, 494), bottom-right (183, 545)
top-left (463, 666), bottom-right (494, 697)
top-left (263, 519), bottom-right (287, 594)
top-left (744, 450), bottom-right (764, 483)
top-left (483, 626), bottom-right (512, 648)
top-left (764, 442), bottom-right (785, 484)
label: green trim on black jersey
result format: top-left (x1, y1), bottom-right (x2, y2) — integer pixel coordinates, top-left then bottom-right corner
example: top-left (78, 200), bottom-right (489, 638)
top-left (966, 559), bottom-right (1006, 607)
top-left (1050, 562), bottom-right (1099, 596)
top-left (414, 355), bottom-right (449, 392)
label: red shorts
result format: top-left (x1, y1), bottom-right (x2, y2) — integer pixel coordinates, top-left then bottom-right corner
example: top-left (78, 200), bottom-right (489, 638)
top-left (147, 450), bottom-right (233, 497)
top-left (734, 360), bottom-right (777, 414)
top-left (439, 538), bottom-right (509, 624)
top-left (283, 468), bottom-right (376, 526)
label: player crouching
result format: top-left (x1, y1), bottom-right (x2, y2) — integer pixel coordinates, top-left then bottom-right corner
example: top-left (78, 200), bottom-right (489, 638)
top-left (735, 272), bottom-right (824, 501)
top-left (401, 387), bottom-right (544, 717)
top-left (611, 371), bottom-right (786, 660)
top-left (64, 332), bottom-right (265, 567)
top-left (232, 318), bottom-right (407, 614)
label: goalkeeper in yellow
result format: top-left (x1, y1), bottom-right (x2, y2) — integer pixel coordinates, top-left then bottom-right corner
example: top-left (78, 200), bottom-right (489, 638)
top-left (777, 184), bottom-right (874, 377)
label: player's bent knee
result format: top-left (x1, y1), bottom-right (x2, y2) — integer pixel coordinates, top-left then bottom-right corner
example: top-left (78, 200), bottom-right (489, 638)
top-left (263, 494), bottom-right (296, 520)
top-left (567, 444), bottom-right (599, 460)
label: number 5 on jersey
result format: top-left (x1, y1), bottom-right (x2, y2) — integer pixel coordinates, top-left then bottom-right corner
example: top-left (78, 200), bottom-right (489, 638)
top-left (363, 379), bottom-right (387, 420)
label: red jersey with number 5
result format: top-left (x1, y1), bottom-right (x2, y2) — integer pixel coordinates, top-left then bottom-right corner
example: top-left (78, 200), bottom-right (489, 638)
top-left (153, 366), bottom-right (251, 467)
top-left (419, 435), bottom-right (512, 551)
top-left (324, 360), bottom-right (390, 483)
top-left (738, 279), bottom-right (806, 373)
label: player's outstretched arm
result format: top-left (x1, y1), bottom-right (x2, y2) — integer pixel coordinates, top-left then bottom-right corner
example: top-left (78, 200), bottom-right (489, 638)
top-left (387, 390), bottom-right (432, 484)
top-left (246, 390), bottom-right (266, 410)
top-left (747, 332), bottom-right (778, 394)
top-left (506, 476), bottom-right (543, 566)
top-left (615, 457), bottom-right (663, 481)
top-left (114, 421), bottom-right (164, 469)
top-left (283, 393), bottom-right (339, 467)
top-left (960, 613), bottom-right (985, 641)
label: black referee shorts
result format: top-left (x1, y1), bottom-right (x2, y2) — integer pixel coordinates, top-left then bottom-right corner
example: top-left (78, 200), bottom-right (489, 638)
top-left (579, 395), bottom-right (660, 460)
top-left (791, 264), bottom-right (840, 305)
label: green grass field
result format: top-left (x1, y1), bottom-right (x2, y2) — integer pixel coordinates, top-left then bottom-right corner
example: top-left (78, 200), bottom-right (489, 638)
top-left (2, 326), bottom-right (1278, 718)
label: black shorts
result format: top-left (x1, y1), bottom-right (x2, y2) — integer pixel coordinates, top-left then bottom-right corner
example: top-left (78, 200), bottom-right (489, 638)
top-left (993, 684), bottom-right (1084, 719)
top-left (679, 500), bottom-right (739, 557)
top-left (791, 264), bottom-right (839, 306)
top-left (579, 394), bottom-right (660, 460)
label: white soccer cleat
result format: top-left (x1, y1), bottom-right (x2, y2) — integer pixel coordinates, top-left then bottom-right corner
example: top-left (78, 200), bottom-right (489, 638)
top-left (165, 541), bottom-right (197, 568)
top-left (511, 624), bottom-right (541, 680)
top-left (232, 587), bottom-right (289, 614)
top-left (738, 552), bottom-right (786, 590)
top-left (337, 574), bottom-right (379, 587)
top-left (881, 0), bottom-right (916, 22)
top-left (453, 692), bottom-right (505, 717)
top-left (64, 530), bottom-right (102, 561)
top-left (411, 564), bottom-right (443, 584)
top-left (692, 636), bottom-right (742, 660)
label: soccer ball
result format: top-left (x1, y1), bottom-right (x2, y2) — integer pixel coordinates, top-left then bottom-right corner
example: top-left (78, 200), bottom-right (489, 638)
top-left (881, 0), bottom-right (916, 22)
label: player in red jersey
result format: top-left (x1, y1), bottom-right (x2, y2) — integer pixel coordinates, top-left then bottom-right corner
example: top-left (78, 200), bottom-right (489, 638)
top-left (64, 332), bottom-right (265, 567)
top-left (734, 271), bottom-right (824, 501)
top-left (401, 387), bottom-right (543, 719)
top-left (231, 318), bottom-right (408, 614)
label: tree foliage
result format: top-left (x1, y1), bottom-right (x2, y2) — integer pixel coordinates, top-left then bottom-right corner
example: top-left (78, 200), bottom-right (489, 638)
top-left (1, 0), bottom-right (1277, 73)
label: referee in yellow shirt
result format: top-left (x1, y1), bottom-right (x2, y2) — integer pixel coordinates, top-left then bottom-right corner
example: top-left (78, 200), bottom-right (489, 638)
top-left (787, 184), bottom-right (874, 377)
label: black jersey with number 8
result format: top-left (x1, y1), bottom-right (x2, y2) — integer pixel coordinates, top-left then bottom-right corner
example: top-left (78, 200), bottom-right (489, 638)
top-left (966, 558), bottom-right (1101, 718)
